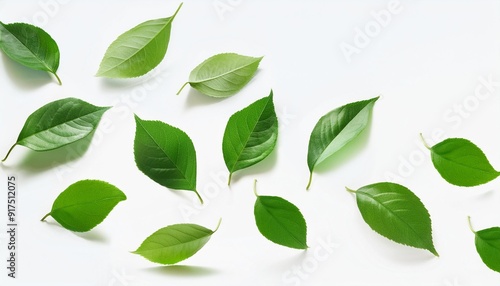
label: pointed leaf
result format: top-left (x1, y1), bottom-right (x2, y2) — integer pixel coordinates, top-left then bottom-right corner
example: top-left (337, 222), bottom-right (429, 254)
top-left (350, 182), bottom-right (438, 256)
top-left (427, 137), bottom-right (499, 187)
top-left (133, 115), bottom-right (201, 203)
top-left (0, 21), bottom-right (61, 84)
top-left (133, 222), bottom-right (219, 264)
top-left (306, 96), bottom-right (378, 189)
top-left (254, 190), bottom-right (307, 249)
top-left (472, 223), bottom-right (500, 273)
top-left (223, 91), bottom-right (278, 185)
top-left (96, 3), bottom-right (182, 78)
top-left (178, 53), bottom-right (263, 97)
top-left (2, 98), bottom-right (110, 162)
top-left (41, 180), bottom-right (126, 232)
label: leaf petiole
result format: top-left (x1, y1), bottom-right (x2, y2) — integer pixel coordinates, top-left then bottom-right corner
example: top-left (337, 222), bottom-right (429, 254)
top-left (213, 218), bottom-right (222, 232)
top-left (467, 216), bottom-right (476, 234)
top-left (40, 213), bottom-right (51, 222)
top-left (176, 82), bottom-right (189, 95)
top-left (2, 143), bottom-right (16, 162)
top-left (53, 72), bottom-right (62, 85)
top-left (227, 173), bottom-right (232, 186)
top-left (194, 190), bottom-right (203, 204)
top-left (345, 187), bottom-right (357, 194)
top-left (253, 179), bottom-right (259, 197)
top-left (419, 133), bottom-right (431, 150)
top-left (306, 172), bottom-right (313, 191)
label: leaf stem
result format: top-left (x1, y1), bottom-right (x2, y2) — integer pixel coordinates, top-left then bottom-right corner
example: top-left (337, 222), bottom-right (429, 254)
top-left (419, 133), bottom-right (431, 150)
top-left (194, 190), bottom-right (203, 204)
top-left (467, 216), bottom-right (476, 234)
top-left (306, 172), bottom-right (313, 191)
top-left (213, 217), bottom-right (222, 232)
top-left (176, 82), bottom-right (189, 95)
top-left (253, 179), bottom-right (259, 197)
top-left (345, 187), bottom-right (357, 194)
top-left (40, 213), bottom-right (51, 222)
top-left (2, 144), bottom-right (16, 162)
top-left (227, 172), bottom-right (232, 186)
top-left (53, 72), bottom-right (62, 85)
top-left (171, 2), bottom-right (183, 20)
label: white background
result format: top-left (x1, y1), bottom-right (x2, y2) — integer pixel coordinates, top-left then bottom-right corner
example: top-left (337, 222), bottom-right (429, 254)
top-left (1, 0), bottom-right (500, 285)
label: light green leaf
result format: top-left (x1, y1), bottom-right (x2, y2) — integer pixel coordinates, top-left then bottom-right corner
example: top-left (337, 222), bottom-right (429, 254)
top-left (96, 3), bottom-right (182, 78)
top-left (0, 21), bottom-right (61, 84)
top-left (254, 181), bottom-right (307, 249)
top-left (133, 115), bottom-right (202, 203)
top-left (133, 220), bottom-right (221, 265)
top-left (468, 217), bottom-right (500, 273)
top-left (41, 180), bottom-right (126, 232)
top-left (223, 91), bottom-right (278, 185)
top-left (306, 96), bottom-right (378, 190)
top-left (421, 135), bottom-right (500, 187)
top-left (177, 53), bottom-right (263, 97)
top-left (347, 182), bottom-right (438, 256)
top-left (2, 98), bottom-right (110, 162)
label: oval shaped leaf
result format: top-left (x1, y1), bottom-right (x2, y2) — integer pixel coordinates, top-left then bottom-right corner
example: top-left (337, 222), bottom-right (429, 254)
top-left (177, 53), bottom-right (263, 97)
top-left (41, 180), bottom-right (126, 232)
top-left (134, 115), bottom-right (202, 203)
top-left (348, 182), bottom-right (438, 256)
top-left (469, 218), bottom-right (500, 273)
top-left (306, 96), bottom-right (378, 190)
top-left (424, 137), bottom-right (500, 187)
top-left (96, 3), bottom-right (182, 78)
top-left (133, 221), bottom-right (220, 265)
top-left (2, 98), bottom-right (110, 162)
top-left (254, 182), bottom-right (307, 249)
top-left (0, 21), bottom-right (61, 84)
top-left (223, 91), bottom-right (278, 185)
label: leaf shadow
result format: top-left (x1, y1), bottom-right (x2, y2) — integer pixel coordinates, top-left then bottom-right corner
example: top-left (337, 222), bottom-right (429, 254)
top-left (1, 53), bottom-right (53, 89)
top-left (313, 120), bottom-right (373, 174)
top-left (143, 265), bottom-right (219, 277)
top-left (42, 220), bottom-right (109, 243)
top-left (229, 148), bottom-right (278, 186)
top-left (4, 132), bottom-right (94, 174)
top-left (99, 77), bottom-right (143, 90)
top-left (184, 87), bottom-right (226, 108)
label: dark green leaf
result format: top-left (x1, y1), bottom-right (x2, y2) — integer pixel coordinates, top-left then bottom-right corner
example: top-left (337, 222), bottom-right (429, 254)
top-left (223, 91), bottom-right (278, 185)
top-left (96, 3), bottom-right (182, 78)
top-left (469, 217), bottom-right (500, 273)
top-left (423, 136), bottom-right (500, 187)
top-left (348, 182), bottom-right (438, 256)
top-left (2, 98), bottom-right (110, 162)
top-left (306, 96), bottom-right (378, 190)
top-left (177, 53), bottom-right (263, 97)
top-left (133, 115), bottom-right (202, 203)
top-left (133, 220), bottom-right (220, 265)
top-left (0, 21), bottom-right (61, 84)
top-left (41, 180), bottom-right (126, 232)
top-left (254, 181), bottom-right (307, 249)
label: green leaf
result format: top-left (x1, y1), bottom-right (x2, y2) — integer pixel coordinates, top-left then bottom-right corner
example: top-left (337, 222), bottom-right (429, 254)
top-left (96, 3), bottom-right (182, 78)
top-left (421, 135), bottom-right (500, 187)
top-left (347, 182), bottom-right (438, 256)
top-left (177, 53), bottom-right (263, 97)
top-left (133, 114), bottom-right (202, 203)
top-left (0, 21), bottom-right (61, 84)
top-left (2, 98), bottom-right (110, 162)
top-left (469, 217), bottom-right (500, 273)
top-left (253, 181), bottom-right (307, 249)
top-left (133, 220), bottom-right (221, 265)
top-left (306, 96), bottom-right (378, 190)
top-left (223, 91), bottom-right (278, 185)
top-left (41, 180), bottom-right (126, 232)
